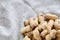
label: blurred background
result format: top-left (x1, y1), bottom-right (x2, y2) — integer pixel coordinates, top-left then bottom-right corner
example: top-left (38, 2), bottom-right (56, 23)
top-left (0, 0), bottom-right (60, 40)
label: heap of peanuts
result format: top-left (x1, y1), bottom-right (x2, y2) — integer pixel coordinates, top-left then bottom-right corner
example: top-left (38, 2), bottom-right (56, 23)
top-left (20, 13), bottom-right (60, 40)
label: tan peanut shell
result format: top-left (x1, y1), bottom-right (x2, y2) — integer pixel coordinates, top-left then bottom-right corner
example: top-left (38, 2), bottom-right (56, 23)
top-left (23, 36), bottom-right (31, 40)
top-left (41, 30), bottom-right (48, 38)
top-left (33, 27), bottom-right (42, 40)
top-left (56, 30), bottom-right (60, 40)
top-left (24, 19), bottom-right (29, 26)
top-left (47, 20), bottom-right (54, 28)
top-left (20, 25), bottom-right (32, 34)
top-left (54, 19), bottom-right (60, 30)
top-left (50, 29), bottom-right (57, 39)
top-left (46, 20), bottom-right (54, 33)
top-left (45, 13), bottom-right (58, 20)
top-left (45, 34), bottom-right (51, 40)
top-left (45, 29), bottom-right (57, 40)
top-left (24, 31), bottom-right (33, 38)
top-left (29, 18), bottom-right (38, 29)
top-left (38, 21), bottom-right (47, 31)
top-left (38, 13), bottom-right (44, 23)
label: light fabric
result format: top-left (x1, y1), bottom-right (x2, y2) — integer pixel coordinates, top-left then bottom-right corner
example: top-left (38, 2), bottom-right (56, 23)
top-left (0, 0), bottom-right (60, 40)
